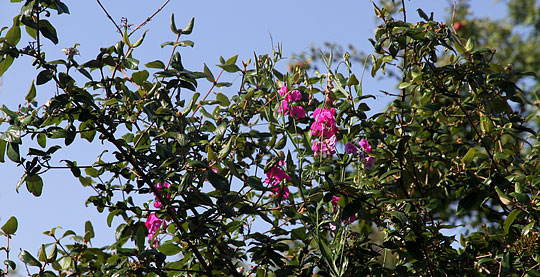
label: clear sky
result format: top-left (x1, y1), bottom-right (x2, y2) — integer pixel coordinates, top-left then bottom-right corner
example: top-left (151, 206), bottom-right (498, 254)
top-left (0, 0), bottom-right (506, 273)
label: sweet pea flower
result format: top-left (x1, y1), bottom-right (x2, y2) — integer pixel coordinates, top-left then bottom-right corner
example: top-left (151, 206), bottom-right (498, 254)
top-left (359, 139), bottom-right (372, 153)
top-left (153, 182), bottom-right (171, 208)
top-left (278, 85), bottom-right (288, 97)
top-left (145, 212), bottom-right (166, 245)
top-left (310, 107), bottom-right (338, 139)
top-left (290, 106), bottom-right (306, 119)
top-left (272, 185), bottom-right (290, 200)
top-left (290, 89), bottom-right (302, 101)
top-left (345, 142), bottom-right (358, 154)
top-left (312, 134), bottom-right (337, 157)
top-left (364, 156), bottom-right (376, 171)
top-left (265, 161), bottom-right (291, 201)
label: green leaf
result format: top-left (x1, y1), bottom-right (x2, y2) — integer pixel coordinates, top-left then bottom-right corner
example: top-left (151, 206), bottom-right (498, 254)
top-left (0, 139), bottom-right (6, 163)
top-left (5, 25), bottom-right (21, 46)
top-left (47, 244), bottom-right (57, 262)
top-left (216, 93), bottom-right (230, 107)
top-left (122, 26), bottom-right (131, 46)
top-left (26, 81), bottom-right (36, 101)
top-left (145, 60), bottom-right (165, 69)
top-left (107, 210), bottom-right (122, 227)
top-left (85, 167), bottom-right (99, 178)
top-left (461, 148), bottom-right (477, 164)
top-left (207, 171), bottom-right (229, 191)
top-left (38, 20), bottom-right (58, 44)
top-left (203, 63), bottom-right (215, 82)
top-left (135, 225), bottom-right (145, 252)
top-left (132, 70), bottom-right (149, 86)
top-left (218, 64), bottom-right (240, 73)
top-left (15, 173), bottom-right (27, 193)
top-left (7, 142), bottom-right (20, 162)
top-left (84, 220), bottom-right (94, 242)
top-left (465, 38), bottom-right (474, 52)
top-left (38, 244), bottom-right (47, 262)
top-left (36, 70), bottom-right (54, 86)
top-left (219, 136), bottom-right (234, 159)
top-left (225, 55), bottom-right (238, 65)
top-left (1, 126), bottom-right (22, 144)
top-left (0, 55), bottom-right (14, 77)
top-left (457, 189), bottom-right (487, 215)
top-left (4, 260), bottom-right (16, 270)
top-left (123, 57), bottom-right (139, 70)
top-left (170, 13), bottom-right (180, 34)
top-left (158, 243), bottom-right (181, 256)
top-left (131, 29), bottom-right (148, 48)
top-left (19, 250), bottom-right (42, 267)
top-left (182, 92), bottom-right (200, 114)
top-left (480, 114), bottom-right (491, 133)
top-left (26, 174), bottom-right (43, 197)
top-left (182, 17), bottom-right (195, 35)
top-left (1, 216), bottom-right (18, 235)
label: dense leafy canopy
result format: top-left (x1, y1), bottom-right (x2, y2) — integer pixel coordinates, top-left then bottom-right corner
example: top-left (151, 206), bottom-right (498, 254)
top-left (1, 0), bottom-right (540, 276)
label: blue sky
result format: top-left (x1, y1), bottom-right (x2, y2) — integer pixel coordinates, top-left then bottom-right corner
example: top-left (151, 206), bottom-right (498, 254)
top-left (0, 0), bottom-right (506, 272)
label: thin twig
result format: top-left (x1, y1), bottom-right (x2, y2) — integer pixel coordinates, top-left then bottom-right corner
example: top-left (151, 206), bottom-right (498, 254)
top-left (96, 0), bottom-right (121, 33)
top-left (192, 69), bottom-right (224, 114)
top-left (128, 0), bottom-right (172, 37)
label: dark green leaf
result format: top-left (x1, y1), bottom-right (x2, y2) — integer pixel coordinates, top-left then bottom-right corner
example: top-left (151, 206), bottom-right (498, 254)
top-left (216, 93), bottom-right (230, 107)
top-left (132, 70), bottom-right (149, 86)
top-left (131, 29), bottom-right (148, 48)
top-left (182, 17), bottom-right (195, 35)
top-left (203, 63), bottom-right (215, 82)
top-left (36, 70), bottom-right (53, 85)
top-left (145, 60), bottom-right (165, 69)
top-left (7, 142), bottom-right (20, 162)
top-left (26, 81), bottom-right (36, 101)
top-left (4, 260), bottom-right (16, 270)
top-left (0, 55), bottom-right (14, 77)
top-left (38, 20), bottom-right (58, 44)
top-left (169, 13), bottom-right (180, 34)
top-left (0, 139), bottom-right (6, 163)
top-left (26, 174), bottom-right (43, 197)
top-left (218, 64), bottom-right (240, 73)
top-left (84, 220), bottom-right (94, 243)
top-left (1, 216), bottom-right (18, 235)
top-left (159, 243), bottom-right (181, 256)
top-left (19, 250), bottom-right (42, 267)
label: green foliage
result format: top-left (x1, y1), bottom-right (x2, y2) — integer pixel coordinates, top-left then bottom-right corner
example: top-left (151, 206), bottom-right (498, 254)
top-left (1, 0), bottom-right (540, 276)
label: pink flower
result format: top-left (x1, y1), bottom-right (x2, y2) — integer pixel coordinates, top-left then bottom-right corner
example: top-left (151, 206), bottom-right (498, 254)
top-left (290, 106), bottom-right (306, 119)
top-left (278, 85), bottom-right (288, 97)
top-left (332, 195), bottom-right (340, 209)
top-left (312, 134), bottom-right (337, 157)
top-left (344, 142), bottom-right (358, 154)
top-left (364, 156), bottom-right (376, 171)
top-left (153, 182), bottom-right (171, 208)
top-left (272, 185), bottom-right (290, 200)
top-left (359, 139), bottom-right (372, 154)
top-left (278, 99), bottom-right (289, 114)
top-left (310, 107), bottom-right (338, 139)
top-left (145, 212), bottom-right (166, 244)
top-left (264, 161), bottom-right (291, 200)
top-left (290, 90), bottom-right (302, 101)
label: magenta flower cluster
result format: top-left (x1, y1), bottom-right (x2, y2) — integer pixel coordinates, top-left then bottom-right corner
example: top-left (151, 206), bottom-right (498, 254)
top-left (344, 139), bottom-right (376, 170)
top-left (278, 85), bottom-right (306, 120)
top-left (264, 160), bottom-right (291, 200)
top-left (145, 182), bottom-right (171, 247)
top-left (310, 107), bottom-right (338, 156)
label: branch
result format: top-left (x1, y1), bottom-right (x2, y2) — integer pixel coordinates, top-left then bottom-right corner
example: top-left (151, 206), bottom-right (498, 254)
top-left (96, 0), bottom-right (121, 33)
top-left (128, 0), bottom-right (172, 37)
